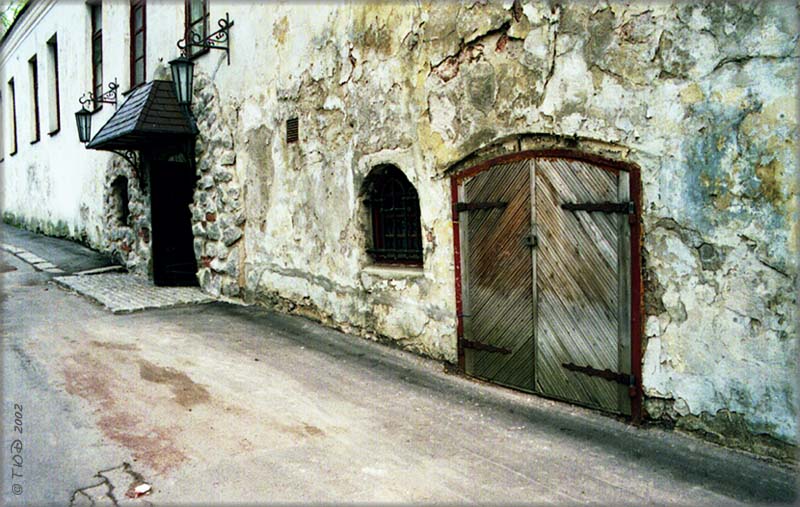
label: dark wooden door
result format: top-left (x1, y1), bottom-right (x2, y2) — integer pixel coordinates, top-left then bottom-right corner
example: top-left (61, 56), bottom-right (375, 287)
top-left (462, 160), bottom-right (534, 391)
top-left (150, 159), bottom-right (198, 286)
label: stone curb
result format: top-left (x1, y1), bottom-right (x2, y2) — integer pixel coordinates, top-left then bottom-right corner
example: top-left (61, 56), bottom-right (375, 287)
top-left (54, 273), bottom-right (215, 314)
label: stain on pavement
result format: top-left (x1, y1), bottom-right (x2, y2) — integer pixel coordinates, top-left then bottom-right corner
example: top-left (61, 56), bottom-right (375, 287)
top-left (138, 359), bottom-right (210, 407)
top-left (62, 354), bottom-right (188, 474)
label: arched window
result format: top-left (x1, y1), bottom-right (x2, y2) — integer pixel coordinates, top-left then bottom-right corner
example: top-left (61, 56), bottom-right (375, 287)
top-left (363, 165), bottom-right (422, 265)
top-left (110, 176), bottom-right (130, 226)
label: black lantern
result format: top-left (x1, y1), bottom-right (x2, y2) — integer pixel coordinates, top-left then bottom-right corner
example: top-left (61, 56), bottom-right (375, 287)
top-left (75, 106), bottom-right (92, 143)
top-left (169, 56), bottom-right (195, 107)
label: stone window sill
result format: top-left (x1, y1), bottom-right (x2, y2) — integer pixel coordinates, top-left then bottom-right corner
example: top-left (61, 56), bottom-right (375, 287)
top-left (362, 264), bottom-right (424, 279)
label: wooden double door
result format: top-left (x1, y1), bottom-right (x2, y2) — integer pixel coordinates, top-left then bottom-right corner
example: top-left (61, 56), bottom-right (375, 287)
top-left (458, 157), bottom-right (633, 415)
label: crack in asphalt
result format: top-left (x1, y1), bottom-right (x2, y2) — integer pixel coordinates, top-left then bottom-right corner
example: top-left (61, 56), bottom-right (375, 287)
top-left (69, 462), bottom-right (152, 506)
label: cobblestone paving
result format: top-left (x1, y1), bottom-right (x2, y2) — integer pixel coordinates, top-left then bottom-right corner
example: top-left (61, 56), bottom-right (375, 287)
top-left (55, 273), bottom-right (214, 313)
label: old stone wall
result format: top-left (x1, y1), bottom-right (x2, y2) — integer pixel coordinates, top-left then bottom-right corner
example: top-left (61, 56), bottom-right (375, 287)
top-left (101, 158), bottom-right (150, 274)
top-left (189, 72), bottom-right (246, 298)
top-left (190, 0), bottom-right (797, 451)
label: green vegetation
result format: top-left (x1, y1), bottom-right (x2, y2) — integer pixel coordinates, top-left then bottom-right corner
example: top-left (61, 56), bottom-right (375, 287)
top-left (0, 0), bottom-right (28, 40)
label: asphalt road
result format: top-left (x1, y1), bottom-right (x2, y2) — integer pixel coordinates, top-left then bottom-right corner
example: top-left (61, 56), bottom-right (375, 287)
top-left (0, 228), bottom-right (797, 505)
top-left (0, 223), bottom-right (116, 275)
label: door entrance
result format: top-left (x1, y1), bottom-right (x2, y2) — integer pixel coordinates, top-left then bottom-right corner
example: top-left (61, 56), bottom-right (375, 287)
top-left (457, 155), bottom-right (634, 415)
top-left (150, 159), bottom-right (198, 286)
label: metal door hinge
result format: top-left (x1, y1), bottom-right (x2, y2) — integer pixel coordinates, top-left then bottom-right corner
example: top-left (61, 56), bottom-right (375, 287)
top-left (462, 339), bottom-right (512, 354)
top-left (560, 201), bottom-right (635, 214)
top-left (456, 201), bottom-right (508, 213)
top-left (562, 362), bottom-right (635, 394)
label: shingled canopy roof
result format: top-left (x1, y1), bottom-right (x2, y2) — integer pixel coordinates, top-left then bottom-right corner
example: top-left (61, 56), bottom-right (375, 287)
top-left (86, 80), bottom-right (197, 151)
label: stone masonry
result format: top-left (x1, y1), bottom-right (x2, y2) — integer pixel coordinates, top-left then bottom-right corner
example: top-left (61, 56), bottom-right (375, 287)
top-left (189, 72), bottom-right (246, 297)
top-left (102, 157), bottom-right (151, 276)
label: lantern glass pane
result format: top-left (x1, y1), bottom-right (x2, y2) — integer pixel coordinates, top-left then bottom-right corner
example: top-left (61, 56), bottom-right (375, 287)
top-left (170, 58), bottom-right (194, 106)
top-left (185, 64), bottom-right (194, 103)
top-left (171, 64), bottom-right (184, 103)
top-left (75, 108), bottom-right (91, 143)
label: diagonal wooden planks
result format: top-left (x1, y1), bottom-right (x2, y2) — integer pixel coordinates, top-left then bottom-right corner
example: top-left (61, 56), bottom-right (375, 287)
top-left (534, 158), bottom-right (621, 412)
top-left (460, 156), bottom-right (630, 414)
top-left (464, 160), bottom-right (534, 391)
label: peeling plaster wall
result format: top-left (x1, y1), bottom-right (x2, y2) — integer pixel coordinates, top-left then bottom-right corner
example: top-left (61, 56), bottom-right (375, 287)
top-left (191, 0), bottom-right (797, 448)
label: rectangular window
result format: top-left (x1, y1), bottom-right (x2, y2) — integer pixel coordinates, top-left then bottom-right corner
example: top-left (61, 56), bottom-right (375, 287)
top-left (47, 34), bottom-right (60, 135)
top-left (8, 79), bottom-right (17, 155)
top-left (91, 4), bottom-right (103, 108)
top-left (185, 0), bottom-right (208, 57)
top-left (130, 0), bottom-right (146, 87)
top-left (29, 56), bottom-right (40, 144)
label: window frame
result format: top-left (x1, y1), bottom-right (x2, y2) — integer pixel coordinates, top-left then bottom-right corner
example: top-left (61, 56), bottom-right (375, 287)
top-left (184, 0), bottom-right (209, 59)
top-left (364, 166), bottom-right (424, 267)
top-left (47, 34), bottom-right (61, 135)
top-left (0, 91), bottom-right (4, 161)
top-left (28, 55), bottom-right (40, 144)
top-left (129, 0), bottom-right (146, 89)
top-left (8, 78), bottom-right (17, 156)
top-left (91, 4), bottom-right (103, 111)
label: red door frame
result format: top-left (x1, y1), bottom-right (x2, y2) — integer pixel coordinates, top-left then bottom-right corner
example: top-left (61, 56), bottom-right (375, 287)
top-left (450, 149), bottom-right (643, 423)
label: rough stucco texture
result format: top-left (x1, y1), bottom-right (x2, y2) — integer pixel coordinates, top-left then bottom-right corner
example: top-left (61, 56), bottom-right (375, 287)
top-left (190, 1), bottom-right (797, 445)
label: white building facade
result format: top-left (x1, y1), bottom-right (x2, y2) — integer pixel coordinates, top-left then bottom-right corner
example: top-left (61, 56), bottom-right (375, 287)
top-left (1, 0), bottom-right (797, 459)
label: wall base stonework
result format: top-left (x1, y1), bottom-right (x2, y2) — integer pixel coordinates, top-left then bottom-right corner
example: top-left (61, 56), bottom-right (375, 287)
top-left (646, 397), bottom-right (797, 463)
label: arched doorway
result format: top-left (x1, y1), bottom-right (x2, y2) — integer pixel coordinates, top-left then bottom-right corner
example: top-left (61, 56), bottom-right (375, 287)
top-left (451, 150), bottom-right (642, 418)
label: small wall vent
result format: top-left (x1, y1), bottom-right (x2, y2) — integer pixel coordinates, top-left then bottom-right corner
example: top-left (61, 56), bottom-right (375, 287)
top-left (286, 117), bottom-right (299, 143)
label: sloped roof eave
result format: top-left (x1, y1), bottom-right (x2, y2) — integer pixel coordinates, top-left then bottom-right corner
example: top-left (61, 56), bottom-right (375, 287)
top-left (86, 80), bottom-right (196, 151)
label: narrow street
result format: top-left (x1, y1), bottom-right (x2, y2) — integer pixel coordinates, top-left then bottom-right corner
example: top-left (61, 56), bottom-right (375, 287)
top-left (1, 225), bottom-right (796, 505)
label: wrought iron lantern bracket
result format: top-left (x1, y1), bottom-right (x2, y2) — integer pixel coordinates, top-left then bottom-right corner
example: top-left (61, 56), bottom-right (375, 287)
top-left (111, 150), bottom-right (139, 171)
top-left (177, 12), bottom-right (234, 64)
top-left (111, 150), bottom-right (146, 192)
top-left (79, 79), bottom-right (119, 109)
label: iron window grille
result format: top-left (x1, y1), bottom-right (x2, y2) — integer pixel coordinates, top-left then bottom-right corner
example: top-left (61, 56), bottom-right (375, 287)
top-left (286, 117), bottom-right (298, 143)
top-left (364, 166), bottom-right (423, 265)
